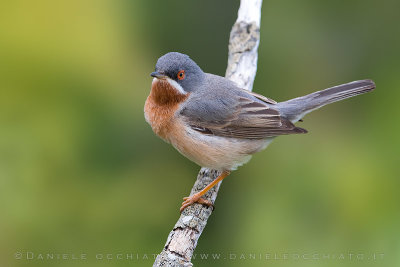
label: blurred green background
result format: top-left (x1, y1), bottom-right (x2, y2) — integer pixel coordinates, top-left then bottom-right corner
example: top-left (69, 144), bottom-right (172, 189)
top-left (1, 0), bottom-right (399, 266)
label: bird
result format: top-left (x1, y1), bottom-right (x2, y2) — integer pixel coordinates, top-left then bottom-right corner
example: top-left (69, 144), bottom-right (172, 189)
top-left (144, 52), bottom-right (375, 212)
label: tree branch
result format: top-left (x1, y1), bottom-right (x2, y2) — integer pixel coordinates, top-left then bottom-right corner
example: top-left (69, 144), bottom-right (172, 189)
top-left (153, 1), bottom-right (262, 266)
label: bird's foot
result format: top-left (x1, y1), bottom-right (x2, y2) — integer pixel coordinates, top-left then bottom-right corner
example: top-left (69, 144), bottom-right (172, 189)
top-left (180, 193), bottom-right (213, 212)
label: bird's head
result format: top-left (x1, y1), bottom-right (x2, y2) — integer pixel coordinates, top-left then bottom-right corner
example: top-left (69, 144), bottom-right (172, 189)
top-left (151, 52), bottom-right (205, 94)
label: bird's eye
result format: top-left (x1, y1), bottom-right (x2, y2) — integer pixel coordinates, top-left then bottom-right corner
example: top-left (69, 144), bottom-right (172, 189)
top-left (177, 70), bottom-right (185, 80)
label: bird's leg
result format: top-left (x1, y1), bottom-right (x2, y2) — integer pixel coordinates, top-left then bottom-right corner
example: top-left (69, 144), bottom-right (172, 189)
top-left (180, 170), bottom-right (230, 212)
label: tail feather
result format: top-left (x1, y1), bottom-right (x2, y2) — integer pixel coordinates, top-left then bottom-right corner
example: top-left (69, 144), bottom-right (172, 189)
top-left (276, 79), bottom-right (376, 123)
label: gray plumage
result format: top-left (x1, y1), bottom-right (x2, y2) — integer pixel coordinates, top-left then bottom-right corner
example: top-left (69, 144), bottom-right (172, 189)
top-left (153, 52), bottom-right (376, 140)
top-left (180, 73), bottom-right (307, 139)
top-left (154, 52), bottom-right (205, 92)
top-left (275, 79), bottom-right (376, 123)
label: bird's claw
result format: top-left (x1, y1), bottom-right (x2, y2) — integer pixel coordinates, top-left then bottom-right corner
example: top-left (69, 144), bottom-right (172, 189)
top-left (180, 194), bottom-right (213, 212)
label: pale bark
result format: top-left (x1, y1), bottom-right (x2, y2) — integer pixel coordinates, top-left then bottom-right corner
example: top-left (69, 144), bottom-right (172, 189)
top-left (153, 1), bottom-right (262, 266)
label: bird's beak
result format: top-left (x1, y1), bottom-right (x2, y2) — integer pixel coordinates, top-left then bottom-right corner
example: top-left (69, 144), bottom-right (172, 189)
top-left (150, 71), bottom-right (168, 79)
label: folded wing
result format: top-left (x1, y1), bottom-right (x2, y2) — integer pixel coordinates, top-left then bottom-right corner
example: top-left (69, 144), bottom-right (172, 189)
top-left (180, 90), bottom-right (307, 140)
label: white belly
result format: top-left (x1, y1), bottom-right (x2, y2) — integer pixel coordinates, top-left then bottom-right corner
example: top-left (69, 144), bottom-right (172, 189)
top-left (169, 124), bottom-right (274, 171)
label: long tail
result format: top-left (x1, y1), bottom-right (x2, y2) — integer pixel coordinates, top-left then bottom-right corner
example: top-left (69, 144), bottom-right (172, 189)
top-left (276, 79), bottom-right (376, 123)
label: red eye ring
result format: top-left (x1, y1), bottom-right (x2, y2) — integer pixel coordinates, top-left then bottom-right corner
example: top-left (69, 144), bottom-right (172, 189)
top-left (177, 70), bottom-right (185, 80)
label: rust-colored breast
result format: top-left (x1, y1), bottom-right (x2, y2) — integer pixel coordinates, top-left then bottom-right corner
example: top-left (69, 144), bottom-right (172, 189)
top-left (144, 79), bottom-right (188, 142)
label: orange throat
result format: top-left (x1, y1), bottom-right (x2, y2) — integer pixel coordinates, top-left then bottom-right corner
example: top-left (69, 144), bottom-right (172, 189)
top-left (144, 79), bottom-right (188, 141)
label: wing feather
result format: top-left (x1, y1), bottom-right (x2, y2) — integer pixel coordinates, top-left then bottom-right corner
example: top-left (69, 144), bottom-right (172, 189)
top-left (180, 91), bottom-right (307, 139)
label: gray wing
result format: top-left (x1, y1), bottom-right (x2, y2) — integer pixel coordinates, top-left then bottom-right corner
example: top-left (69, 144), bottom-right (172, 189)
top-left (179, 89), bottom-right (307, 139)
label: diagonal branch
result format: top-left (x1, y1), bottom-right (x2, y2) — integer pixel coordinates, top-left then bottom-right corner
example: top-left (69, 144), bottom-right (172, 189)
top-left (153, 1), bottom-right (262, 266)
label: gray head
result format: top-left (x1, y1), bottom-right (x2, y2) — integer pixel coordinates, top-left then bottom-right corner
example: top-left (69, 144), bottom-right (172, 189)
top-left (151, 52), bottom-right (205, 93)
